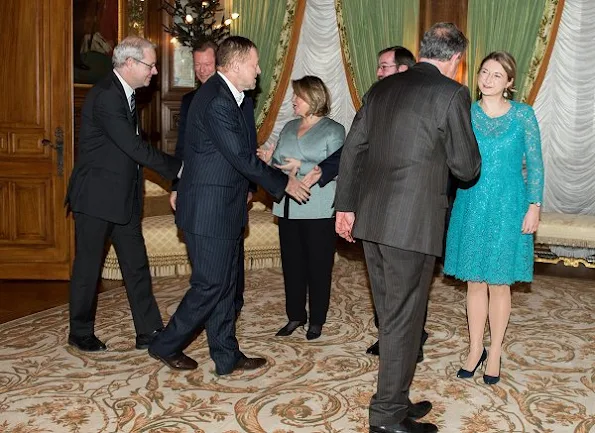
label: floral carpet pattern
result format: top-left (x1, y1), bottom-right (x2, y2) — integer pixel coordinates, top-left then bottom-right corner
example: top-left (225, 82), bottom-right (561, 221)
top-left (0, 257), bottom-right (594, 433)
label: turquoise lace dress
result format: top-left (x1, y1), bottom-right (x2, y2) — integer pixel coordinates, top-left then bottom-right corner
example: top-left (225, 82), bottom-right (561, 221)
top-left (444, 100), bottom-right (544, 285)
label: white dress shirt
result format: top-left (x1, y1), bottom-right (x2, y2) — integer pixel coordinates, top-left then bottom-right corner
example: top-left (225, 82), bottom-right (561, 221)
top-left (217, 71), bottom-right (244, 107)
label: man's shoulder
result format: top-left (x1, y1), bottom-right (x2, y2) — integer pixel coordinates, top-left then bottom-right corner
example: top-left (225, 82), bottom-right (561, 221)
top-left (85, 73), bottom-right (120, 106)
top-left (182, 89), bottom-right (197, 103)
top-left (196, 75), bottom-right (230, 103)
top-left (410, 63), bottom-right (462, 89)
top-left (92, 72), bottom-right (121, 95)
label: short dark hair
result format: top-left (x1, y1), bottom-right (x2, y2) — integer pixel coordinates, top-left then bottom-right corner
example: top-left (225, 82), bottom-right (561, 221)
top-left (377, 46), bottom-right (416, 68)
top-left (217, 36), bottom-right (257, 69)
top-left (292, 76), bottom-right (331, 117)
top-left (419, 22), bottom-right (468, 61)
top-left (193, 40), bottom-right (218, 55)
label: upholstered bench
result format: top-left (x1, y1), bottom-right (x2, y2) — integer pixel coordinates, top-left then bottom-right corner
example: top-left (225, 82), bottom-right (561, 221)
top-left (534, 212), bottom-right (595, 268)
top-left (101, 180), bottom-right (281, 280)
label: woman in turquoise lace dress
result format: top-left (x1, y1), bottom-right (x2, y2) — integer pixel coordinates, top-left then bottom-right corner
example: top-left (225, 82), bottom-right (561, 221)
top-left (444, 52), bottom-right (544, 385)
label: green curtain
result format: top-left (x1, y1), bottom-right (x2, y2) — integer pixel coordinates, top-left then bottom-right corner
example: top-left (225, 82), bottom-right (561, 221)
top-left (467, 0), bottom-right (547, 100)
top-left (338, 0), bottom-right (419, 98)
top-left (230, 0), bottom-right (289, 121)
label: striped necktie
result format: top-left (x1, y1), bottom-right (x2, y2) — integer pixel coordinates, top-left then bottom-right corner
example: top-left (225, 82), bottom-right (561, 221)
top-left (130, 93), bottom-right (138, 133)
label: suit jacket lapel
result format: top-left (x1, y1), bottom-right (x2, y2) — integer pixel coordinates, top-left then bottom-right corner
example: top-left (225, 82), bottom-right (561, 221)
top-left (110, 71), bottom-right (135, 126)
top-left (241, 100), bottom-right (256, 150)
top-left (215, 74), bottom-right (250, 142)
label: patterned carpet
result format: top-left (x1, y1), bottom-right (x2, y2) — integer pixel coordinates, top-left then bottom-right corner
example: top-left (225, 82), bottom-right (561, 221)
top-left (0, 256), bottom-right (594, 433)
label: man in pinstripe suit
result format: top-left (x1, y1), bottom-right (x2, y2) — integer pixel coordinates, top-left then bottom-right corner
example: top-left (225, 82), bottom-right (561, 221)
top-left (149, 36), bottom-right (310, 374)
top-left (335, 23), bottom-right (481, 433)
top-left (169, 40), bottom-right (257, 319)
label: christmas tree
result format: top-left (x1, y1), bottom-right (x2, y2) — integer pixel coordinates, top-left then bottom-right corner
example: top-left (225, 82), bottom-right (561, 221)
top-left (161, 0), bottom-right (237, 48)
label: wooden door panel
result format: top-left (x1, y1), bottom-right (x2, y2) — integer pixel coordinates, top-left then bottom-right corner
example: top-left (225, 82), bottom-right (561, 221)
top-left (13, 180), bottom-right (51, 243)
top-left (10, 132), bottom-right (50, 157)
top-left (0, 132), bottom-right (7, 151)
top-left (0, 0), bottom-right (73, 279)
top-left (0, 2), bottom-right (47, 128)
top-left (0, 182), bottom-right (8, 240)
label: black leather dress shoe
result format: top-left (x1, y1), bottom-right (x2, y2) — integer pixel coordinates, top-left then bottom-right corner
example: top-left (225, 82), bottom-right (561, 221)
top-left (135, 328), bottom-right (163, 350)
top-left (148, 350), bottom-right (198, 370)
top-left (233, 356), bottom-right (266, 371)
top-left (369, 417), bottom-right (438, 433)
top-left (218, 356), bottom-right (267, 375)
top-left (407, 401), bottom-right (432, 420)
top-left (306, 324), bottom-right (322, 340)
top-left (367, 340), bottom-right (425, 364)
top-left (416, 347), bottom-right (424, 363)
top-left (68, 334), bottom-right (107, 352)
top-left (417, 330), bottom-right (429, 363)
top-left (275, 320), bottom-right (306, 336)
top-left (367, 340), bottom-right (380, 355)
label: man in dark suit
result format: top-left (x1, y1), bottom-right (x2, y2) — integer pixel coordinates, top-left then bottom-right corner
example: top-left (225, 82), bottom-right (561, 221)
top-left (170, 40), bottom-right (256, 317)
top-left (149, 36), bottom-right (310, 374)
top-left (335, 23), bottom-right (481, 433)
top-left (66, 36), bottom-right (182, 352)
top-left (302, 46), bottom-right (429, 360)
top-left (169, 40), bottom-right (218, 209)
top-left (303, 45), bottom-right (417, 188)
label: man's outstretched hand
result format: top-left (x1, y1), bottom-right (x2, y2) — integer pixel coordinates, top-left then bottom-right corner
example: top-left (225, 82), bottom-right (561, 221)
top-left (285, 175), bottom-right (310, 203)
top-left (302, 165), bottom-right (322, 188)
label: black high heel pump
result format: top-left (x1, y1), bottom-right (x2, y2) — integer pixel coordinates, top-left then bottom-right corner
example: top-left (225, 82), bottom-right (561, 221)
top-left (483, 359), bottom-right (501, 385)
top-left (457, 348), bottom-right (487, 378)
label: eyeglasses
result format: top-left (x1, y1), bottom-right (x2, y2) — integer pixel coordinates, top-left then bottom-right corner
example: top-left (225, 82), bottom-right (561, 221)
top-left (133, 58), bottom-right (157, 70)
top-left (377, 64), bottom-right (398, 71)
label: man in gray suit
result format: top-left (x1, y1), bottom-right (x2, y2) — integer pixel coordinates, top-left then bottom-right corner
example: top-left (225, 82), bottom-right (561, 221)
top-left (335, 23), bottom-right (481, 433)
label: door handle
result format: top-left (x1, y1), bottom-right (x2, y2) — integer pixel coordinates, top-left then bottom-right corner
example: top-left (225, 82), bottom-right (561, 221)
top-left (42, 127), bottom-right (64, 176)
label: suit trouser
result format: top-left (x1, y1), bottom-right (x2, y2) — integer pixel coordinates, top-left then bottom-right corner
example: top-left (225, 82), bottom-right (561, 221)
top-left (150, 232), bottom-right (242, 375)
top-left (278, 217), bottom-right (336, 325)
top-left (232, 232), bottom-right (246, 314)
top-left (362, 241), bottom-right (435, 426)
top-left (69, 205), bottom-right (162, 337)
top-left (373, 302), bottom-right (429, 342)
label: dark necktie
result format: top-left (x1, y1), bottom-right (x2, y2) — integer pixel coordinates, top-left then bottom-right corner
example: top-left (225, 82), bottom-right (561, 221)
top-left (130, 93), bottom-right (138, 133)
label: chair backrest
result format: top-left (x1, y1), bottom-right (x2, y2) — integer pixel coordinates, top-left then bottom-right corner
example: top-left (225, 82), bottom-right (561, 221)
top-left (144, 179), bottom-right (168, 197)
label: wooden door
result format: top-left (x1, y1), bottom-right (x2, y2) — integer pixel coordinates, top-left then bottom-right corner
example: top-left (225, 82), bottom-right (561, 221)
top-left (0, 0), bottom-right (73, 279)
top-left (419, 0), bottom-right (469, 85)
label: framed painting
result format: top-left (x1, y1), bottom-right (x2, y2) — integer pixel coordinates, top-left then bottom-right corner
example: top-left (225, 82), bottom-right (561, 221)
top-left (172, 44), bottom-right (195, 88)
top-left (73, 0), bottom-right (145, 85)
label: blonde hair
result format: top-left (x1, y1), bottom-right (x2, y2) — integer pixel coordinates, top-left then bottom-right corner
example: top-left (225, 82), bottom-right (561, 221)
top-left (292, 76), bottom-right (331, 117)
